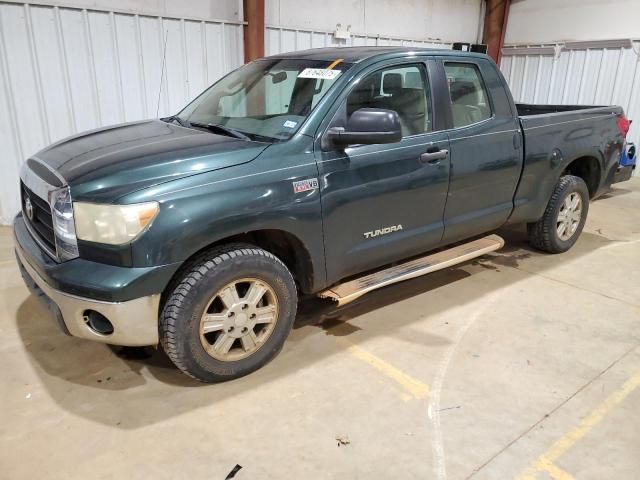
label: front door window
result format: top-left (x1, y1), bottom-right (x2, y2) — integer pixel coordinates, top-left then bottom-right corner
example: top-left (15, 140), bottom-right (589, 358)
top-left (344, 63), bottom-right (433, 137)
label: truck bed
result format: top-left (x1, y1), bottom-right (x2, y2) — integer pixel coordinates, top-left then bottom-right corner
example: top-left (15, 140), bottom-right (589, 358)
top-left (509, 102), bottom-right (624, 225)
top-left (515, 103), bottom-right (607, 116)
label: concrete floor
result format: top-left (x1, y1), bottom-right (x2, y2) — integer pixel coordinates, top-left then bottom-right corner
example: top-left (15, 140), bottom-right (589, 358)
top-left (1, 179), bottom-right (639, 480)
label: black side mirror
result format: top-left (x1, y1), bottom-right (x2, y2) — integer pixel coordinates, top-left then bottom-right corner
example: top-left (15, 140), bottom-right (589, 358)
top-left (326, 108), bottom-right (402, 147)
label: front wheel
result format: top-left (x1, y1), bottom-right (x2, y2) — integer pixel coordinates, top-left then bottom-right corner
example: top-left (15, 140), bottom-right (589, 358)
top-left (160, 244), bottom-right (297, 382)
top-left (527, 174), bottom-right (590, 253)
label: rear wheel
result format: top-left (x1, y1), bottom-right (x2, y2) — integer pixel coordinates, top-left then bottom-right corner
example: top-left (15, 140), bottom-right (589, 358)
top-left (160, 244), bottom-right (297, 382)
top-left (527, 175), bottom-right (589, 253)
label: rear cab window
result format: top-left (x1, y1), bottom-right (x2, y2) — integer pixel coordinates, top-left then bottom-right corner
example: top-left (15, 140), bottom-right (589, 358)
top-left (444, 62), bottom-right (492, 128)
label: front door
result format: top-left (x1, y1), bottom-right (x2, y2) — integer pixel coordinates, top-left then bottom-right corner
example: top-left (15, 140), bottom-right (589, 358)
top-left (316, 60), bottom-right (451, 284)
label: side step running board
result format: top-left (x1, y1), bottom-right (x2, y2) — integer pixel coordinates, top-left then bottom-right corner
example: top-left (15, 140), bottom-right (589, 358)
top-left (318, 234), bottom-right (504, 306)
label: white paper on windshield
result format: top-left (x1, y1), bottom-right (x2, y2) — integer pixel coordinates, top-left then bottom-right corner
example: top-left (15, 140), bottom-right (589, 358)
top-left (298, 68), bottom-right (341, 80)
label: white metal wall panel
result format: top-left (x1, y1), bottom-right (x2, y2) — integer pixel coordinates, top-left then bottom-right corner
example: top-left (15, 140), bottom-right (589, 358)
top-left (501, 41), bottom-right (640, 177)
top-left (0, 1), bottom-right (243, 224)
top-left (265, 25), bottom-right (450, 56)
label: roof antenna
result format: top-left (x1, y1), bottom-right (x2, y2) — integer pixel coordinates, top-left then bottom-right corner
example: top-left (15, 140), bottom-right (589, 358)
top-left (156, 28), bottom-right (169, 118)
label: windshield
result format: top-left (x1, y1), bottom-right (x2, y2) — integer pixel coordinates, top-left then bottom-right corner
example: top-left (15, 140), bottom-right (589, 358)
top-left (178, 58), bottom-right (352, 142)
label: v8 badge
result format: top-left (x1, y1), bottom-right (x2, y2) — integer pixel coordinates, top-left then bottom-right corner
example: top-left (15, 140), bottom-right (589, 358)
top-left (292, 178), bottom-right (319, 193)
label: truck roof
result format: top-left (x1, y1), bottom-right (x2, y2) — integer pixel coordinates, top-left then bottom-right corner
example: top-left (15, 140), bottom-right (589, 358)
top-left (267, 46), bottom-right (488, 63)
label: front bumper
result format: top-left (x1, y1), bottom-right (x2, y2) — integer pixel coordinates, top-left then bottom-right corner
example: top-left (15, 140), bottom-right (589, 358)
top-left (13, 214), bottom-right (176, 346)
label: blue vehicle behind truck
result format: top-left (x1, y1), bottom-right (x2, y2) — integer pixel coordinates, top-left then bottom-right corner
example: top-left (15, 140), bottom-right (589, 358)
top-left (616, 142), bottom-right (636, 182)
top-left (14, 46), bottom-right (633, 382)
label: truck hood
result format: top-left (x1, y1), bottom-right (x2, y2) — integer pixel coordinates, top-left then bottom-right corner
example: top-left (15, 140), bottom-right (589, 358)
top-left (34, 119), bottom-right (270, 202)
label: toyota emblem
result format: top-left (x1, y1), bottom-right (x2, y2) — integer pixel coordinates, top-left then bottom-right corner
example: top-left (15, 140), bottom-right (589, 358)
top-left (24, 196), bottom-right (34, 221)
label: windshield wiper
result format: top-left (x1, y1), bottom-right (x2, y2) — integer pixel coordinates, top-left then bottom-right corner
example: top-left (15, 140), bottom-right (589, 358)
top-left (161, 115), bottom-right (190, 127)
top-left (189, 122), bottom-right (251, 141)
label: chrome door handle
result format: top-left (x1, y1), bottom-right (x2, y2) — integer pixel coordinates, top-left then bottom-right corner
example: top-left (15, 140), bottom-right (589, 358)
top-left (420, 149), bottom-right (449, 164)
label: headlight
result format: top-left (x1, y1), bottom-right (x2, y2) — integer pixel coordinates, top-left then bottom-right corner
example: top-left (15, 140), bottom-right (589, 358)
top-left (74, 202), bottom-right (159, 245)
top-left (49, 187), bottom-right (79, 261)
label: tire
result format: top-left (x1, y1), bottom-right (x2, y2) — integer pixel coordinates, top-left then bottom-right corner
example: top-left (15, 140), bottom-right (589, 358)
top-left (527, 175), bottom-right (589, 253)
top-left (160, 244), bottom-right (297, 382)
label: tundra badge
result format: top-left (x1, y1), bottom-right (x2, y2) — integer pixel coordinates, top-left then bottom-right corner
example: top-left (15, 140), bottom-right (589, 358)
top-left (364, 225), bottom-right (403, 239)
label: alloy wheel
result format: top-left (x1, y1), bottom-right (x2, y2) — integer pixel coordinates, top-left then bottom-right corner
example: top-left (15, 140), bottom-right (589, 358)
top-left (556, 192), bottom-right (582, 241)
top-left (199, 278), bottom-right (279, 361)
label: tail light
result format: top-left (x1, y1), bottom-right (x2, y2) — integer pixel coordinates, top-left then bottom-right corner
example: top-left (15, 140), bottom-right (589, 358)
top-left (617, 115), bottom-right (631, 138)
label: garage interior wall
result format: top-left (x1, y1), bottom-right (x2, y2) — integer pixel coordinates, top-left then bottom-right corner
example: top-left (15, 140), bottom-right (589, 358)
top-left (265, 26), bottom-right (452, 56)
top-left (266, 0), bottom-right (483, 53)
top-left (0, 0), bottom-right (244, 224)
top-left (501, 0), bottom-right (640, 177)
top-left (504, 0), bottom-right (640, 45)
top-left (0, 0), bottom-right (484, 225)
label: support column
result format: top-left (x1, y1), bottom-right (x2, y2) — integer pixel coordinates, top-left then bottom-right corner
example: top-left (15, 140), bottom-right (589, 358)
top-left (482, 0), bottom-right (511, 64)
top-left (243, 0), bottom-right (265, 63)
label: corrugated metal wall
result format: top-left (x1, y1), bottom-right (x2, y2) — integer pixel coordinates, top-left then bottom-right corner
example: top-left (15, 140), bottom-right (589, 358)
top-left (0, 1), bottom-right (244, 224)
top-left (6, 6), bottom-right (634, 224)
top-left (266, 25), bottom-right (450, 55)
top-left (501, 41), bottom-right (640, 176)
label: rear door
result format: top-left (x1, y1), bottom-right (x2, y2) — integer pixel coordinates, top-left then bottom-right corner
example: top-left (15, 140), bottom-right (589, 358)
top-left (316, 58), bottom-right (451, 284)
top-left (438, 57), bottom-right (523, 243)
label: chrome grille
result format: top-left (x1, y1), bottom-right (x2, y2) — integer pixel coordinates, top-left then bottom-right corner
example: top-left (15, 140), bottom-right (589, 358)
top-left (21, 181), bottom-right (56, 255)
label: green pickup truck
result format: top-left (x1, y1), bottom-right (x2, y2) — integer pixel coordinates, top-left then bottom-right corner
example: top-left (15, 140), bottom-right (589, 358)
top-left (14, 46), bottom-right (631, 382)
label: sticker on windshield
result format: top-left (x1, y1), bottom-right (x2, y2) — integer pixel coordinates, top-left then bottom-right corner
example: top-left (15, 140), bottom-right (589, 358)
top-left (283, 120), bottom-right (298, 129)
top-left (298, 68), bottom-right (341, 80)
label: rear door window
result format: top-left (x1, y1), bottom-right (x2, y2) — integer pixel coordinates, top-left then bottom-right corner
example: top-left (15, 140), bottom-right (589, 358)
top-left (444, 63), bottom-right (492, 128)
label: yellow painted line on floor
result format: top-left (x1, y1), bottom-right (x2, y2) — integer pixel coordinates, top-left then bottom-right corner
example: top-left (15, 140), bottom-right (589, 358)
top-left (516, 370), bottom-right (640, 480)
top-left (539, 461), bottom-right (575, 480)
top-left (336, 337), bottom-right (429, 400)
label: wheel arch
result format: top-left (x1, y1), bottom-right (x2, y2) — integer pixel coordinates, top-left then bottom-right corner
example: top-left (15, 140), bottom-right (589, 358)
top-left (162, 229), bottom-right (318, 303)
top-left (509, 149), bottom-right (606, 225)
top-left (562, 155), bottom-right (602, 198)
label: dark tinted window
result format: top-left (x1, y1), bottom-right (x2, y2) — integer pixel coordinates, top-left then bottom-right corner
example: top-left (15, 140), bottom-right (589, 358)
top-left (346, 63), bottom-right (432, 136)
top-left (444, 62), bottom-right (492, 128)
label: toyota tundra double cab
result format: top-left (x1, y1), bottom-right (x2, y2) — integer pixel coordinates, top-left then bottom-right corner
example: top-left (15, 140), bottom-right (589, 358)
top-left (14, 46), bottom-right (631, 382)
